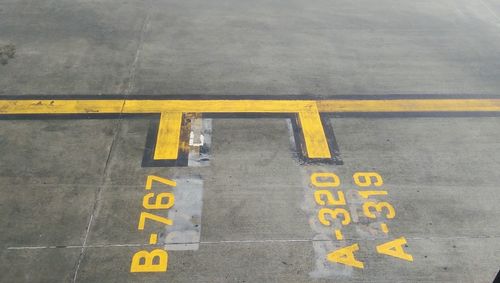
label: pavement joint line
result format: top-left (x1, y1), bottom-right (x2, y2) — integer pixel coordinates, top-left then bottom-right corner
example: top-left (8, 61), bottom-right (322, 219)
top-left (70, 103), bottom-right (127, 282)
top-left (70, 6), bottom-right (151, 279)
top-left (71, 214), bottom-right (93, 282)
top-left (5, 240), bottom-right (334, 250)
top-left (71, 117), bottom-right (125, 283)
top-left (7, 235), bottom-right (500, 250)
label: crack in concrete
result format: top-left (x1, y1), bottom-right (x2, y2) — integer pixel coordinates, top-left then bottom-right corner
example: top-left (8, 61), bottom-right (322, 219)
top-left (122, 5), bottom-right (150, 95)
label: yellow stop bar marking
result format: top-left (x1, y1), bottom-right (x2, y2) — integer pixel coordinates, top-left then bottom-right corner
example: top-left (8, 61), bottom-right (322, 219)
top-left (1, 98), bottom-right (500, 160)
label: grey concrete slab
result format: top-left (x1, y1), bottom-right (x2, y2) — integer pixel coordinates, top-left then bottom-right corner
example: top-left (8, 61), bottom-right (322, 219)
top-left (0, 248), bottom-right (81, 283)
top-left (201, 118), bottom-right (311, 241)
top-left (1, 0), bottom-right (500, 96)
top-left (0, 0), bottom-right (148, 94)
top-left (331, 117), bottom-right (500, 238)
top-left (0, 184), bottom-right (95, 248)
top-left (485, 0), bottom-right (500, 16)
top-left (86, 118), bottom-right (311, 245)
top-left (75, 242), bottom-right (317, 283)
top-left (132, 0), bottom-right (500, 96)
top-left (0, 119), bottom-right (117, 186)
top-left (100, 118), bottom-right (178, 187)
top-left (332, 117), bottom-right (500, 187)
top-left (344, 237), bottom-right (500, 283)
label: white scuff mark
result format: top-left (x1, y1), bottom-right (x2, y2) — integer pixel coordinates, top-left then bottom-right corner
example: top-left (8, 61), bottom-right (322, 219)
top-left (300, 167), bottom-right (354, 278)
top-left (189, 131), bottom-right (205, 146)
top-left (162, 178), bottom-right (204, 251)
top-left (310, 238), bottom-right (353, 278)
top-left (188, 118), bottom-right (212, 167)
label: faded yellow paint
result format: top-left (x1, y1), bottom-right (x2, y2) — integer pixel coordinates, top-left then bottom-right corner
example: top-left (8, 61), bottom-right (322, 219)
top-left (2, 98), bottom-right (500, 161)
top-left (334, 229), bottom-right (344, 240)
top-left (155, 112), bottom-right (183, 160)
top-left (363, 201), bottom-right (396, 219)
top-left (149, 233), bottom-right (158, 244)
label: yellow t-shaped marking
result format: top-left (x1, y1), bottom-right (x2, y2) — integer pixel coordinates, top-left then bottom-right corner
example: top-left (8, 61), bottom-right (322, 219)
top-left (2, 98), bottom-right (500, 161)
top-left (0, 99), bottom-right (332, 160)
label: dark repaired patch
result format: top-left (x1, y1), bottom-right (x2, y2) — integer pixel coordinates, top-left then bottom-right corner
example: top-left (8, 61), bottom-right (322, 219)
top-left (0, 44), bottom-right (16, 65)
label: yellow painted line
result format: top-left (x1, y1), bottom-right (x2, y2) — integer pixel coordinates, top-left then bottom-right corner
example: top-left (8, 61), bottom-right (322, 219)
top-left (316, 99), bottom-right (500, 112)
top-left (155, 112), bottom-right (183, 160)
top-left (0, 100), bottom-right (125, 114)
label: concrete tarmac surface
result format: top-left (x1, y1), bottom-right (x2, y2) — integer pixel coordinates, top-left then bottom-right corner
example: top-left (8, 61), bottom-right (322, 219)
top-left (1, 0), bottom-right (500, 282)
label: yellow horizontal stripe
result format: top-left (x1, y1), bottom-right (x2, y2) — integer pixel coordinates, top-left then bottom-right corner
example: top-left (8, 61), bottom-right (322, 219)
top-left (316, 99), bottom-right (500, 112)
top-left (122, 100), bottom-right (316, 113)
top-left (2, 99), bottom-right (500, 114)
top-left (0, 100), bottom-right (124, 114)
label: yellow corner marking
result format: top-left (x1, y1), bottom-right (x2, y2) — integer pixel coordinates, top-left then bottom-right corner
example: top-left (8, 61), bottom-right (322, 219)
top-left (155, 112), bottom-right (183, 160)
